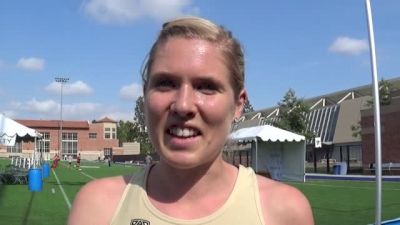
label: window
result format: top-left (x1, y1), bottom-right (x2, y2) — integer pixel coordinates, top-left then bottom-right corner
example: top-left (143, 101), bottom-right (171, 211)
top-left (104, 148), bottom-right (113, 157)
top-left (104, 126), bottom-right (116, 139)
top-left (112, 128), bottom-right (116, 139)
top-left (7, 142), bottom-right (22, 153)
top-left (62, 133), bottom-right (78, 156)
top-left (36, 132), bottom-right (50, 152)
top-left (105, 127), bottom-right (111, 139)
top-left (89, 133), bottom-right (97, 139)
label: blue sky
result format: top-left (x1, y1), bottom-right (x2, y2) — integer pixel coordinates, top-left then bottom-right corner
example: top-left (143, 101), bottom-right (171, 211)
top-left (1, 0), bottom-right (399, 121)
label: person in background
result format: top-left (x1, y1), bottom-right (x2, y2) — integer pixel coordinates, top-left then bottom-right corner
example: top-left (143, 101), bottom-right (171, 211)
top-left (145, 154), bottom-right (153, 165)
top-left (68, 155), bottom-right (73, 168)
top-left (51, 154), bottom-right (60, 169)
top-left (107, 156), bottom-right (111, 167)
top-left (76, 153), bottom-right (81, 171)
top-left (68, 16), bottom-right (314, 225)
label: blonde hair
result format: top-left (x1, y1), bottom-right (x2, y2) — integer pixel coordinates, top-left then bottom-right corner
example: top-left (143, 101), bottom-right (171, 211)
top-left (142, 17), bottom-right (245, 99)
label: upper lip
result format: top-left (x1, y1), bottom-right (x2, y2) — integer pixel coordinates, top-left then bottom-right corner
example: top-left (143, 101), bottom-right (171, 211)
top-left (166, 123), bottom-right (202, 135)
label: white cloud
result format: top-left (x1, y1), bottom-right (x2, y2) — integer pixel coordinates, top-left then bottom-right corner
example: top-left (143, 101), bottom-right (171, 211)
top-left (82, 0), bottom-right (195, 24)
top-left (119, 82), bottom-right (142, 101)
top-left (17, 57), bottom-right (45, 71)
top-left (45, 80), bottom-right (93, 95)
top-left (0, 110), bottom-right (17, 118)
top-left (11, 98), bottom-right (101, 119)
top-left (329, 37), bottom-right (369, 56)
top-left (11, 98), bottom-right (58, 114)
top-left (65, 81), bottom-right (93, 95)
top-left (141, 0), bottom-right (194, 21)
top-left (8, 98), bottom-right (133, 121)
top-left (63, 102), bottom-right (101, 118)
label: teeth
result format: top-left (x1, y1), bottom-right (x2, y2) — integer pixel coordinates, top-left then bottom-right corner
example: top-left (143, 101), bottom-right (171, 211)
top-left (170, 127), bottom-right (198, 137)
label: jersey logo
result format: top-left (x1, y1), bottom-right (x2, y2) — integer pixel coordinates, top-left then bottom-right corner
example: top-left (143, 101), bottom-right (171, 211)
top-left (130, 219), bottom-right (150, 225)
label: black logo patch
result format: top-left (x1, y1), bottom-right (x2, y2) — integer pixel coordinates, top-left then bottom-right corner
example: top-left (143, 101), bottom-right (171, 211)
top-left (131, 219), bottom-right (150, 225)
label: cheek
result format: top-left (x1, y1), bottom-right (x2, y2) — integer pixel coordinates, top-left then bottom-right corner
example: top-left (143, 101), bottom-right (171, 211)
top-left (198, 96), bottom-right (236, 124)
top-left (145, 94), bottom-right (164, 123)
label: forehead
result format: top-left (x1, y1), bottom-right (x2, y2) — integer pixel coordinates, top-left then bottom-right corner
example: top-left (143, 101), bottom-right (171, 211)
top-left (150, 38), bottom-right (229, 77)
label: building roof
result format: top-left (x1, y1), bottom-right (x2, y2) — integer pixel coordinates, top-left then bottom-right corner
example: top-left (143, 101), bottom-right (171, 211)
top-left (236, 76), bottom-right (400, 146)
top-left (245, 76), bottom-right (400, 119)
top-left (230, 125), bottom-right (305, 142)
top-left (95, 117), bottom-right (117, 123)
top-left (16, 119), bottom-right (89, 130)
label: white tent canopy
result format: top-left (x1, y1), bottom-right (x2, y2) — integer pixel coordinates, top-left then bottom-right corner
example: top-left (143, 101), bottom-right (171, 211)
top-left (0, 114), bottom-right (41, 146)
top-left (229, 125), bottom-right (306, 182)
top-left (230, 124), bottom-right (305, 142)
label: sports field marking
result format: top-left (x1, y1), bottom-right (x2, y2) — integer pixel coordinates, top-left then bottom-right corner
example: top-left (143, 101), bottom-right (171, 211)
top-left (291, 182), bottom-right (400, 191)
top-left (80, 165), bottom-right (100, 168)
top-left (52, 169), bottom-right (72, 209)
top-left (59, 162), bottom-right (97, 180)
top-left (80, 171), bottom-right (96, 180)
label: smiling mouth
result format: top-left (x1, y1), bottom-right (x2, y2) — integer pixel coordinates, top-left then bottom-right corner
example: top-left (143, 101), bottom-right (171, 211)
top-left (168, 127), bottom-right (200, 138)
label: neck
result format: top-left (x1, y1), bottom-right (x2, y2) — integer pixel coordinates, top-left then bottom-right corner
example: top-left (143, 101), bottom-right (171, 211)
top-left (146, 158), bottom-right (238, 210)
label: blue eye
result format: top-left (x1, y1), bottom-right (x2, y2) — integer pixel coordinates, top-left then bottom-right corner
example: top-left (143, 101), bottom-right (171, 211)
top-left (154, 79), bottom-right (176, 91)
top-left (196, 82), bottom-right (218, 95)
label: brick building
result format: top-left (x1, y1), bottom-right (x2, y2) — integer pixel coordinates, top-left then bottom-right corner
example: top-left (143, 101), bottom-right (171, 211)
top-left (0, 117), bottom-right (119, 160)
top-left (361, 98), bottom-right (400, 173)
top-left (232, 77), bottom-right (400, 174)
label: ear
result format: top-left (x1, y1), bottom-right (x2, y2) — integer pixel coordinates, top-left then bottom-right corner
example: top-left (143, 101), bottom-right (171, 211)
top-left (234, 89), bottom-right (247, 120)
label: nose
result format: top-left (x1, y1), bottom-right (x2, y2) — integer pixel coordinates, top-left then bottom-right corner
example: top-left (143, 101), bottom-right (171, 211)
top-left (170, 85), bottom-right (195, 119)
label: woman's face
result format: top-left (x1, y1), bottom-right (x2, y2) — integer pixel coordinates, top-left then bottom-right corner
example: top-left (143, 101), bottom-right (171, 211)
top-left (144, 38), bottom-right (245, 169)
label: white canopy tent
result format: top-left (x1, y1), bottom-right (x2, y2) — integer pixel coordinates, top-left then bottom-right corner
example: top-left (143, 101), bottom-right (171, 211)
top-left (229, 125), bottom-right (306, 182)
top-left (0, 114), bottom-right (43, 165)
top-left (0, 114), bottom-right (41, 146)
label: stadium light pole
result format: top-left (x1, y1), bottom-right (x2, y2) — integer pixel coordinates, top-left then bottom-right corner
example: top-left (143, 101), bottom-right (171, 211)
top-left (364, 0), bottom-right (382, 224)
top-left (55, 77), bottom-right (69, 157)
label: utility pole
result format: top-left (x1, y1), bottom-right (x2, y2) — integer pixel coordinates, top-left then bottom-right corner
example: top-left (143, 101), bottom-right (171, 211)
top-left (364, 0), bottom-right (382, 224)
top-left (55, 77), bottom-right (69, 157)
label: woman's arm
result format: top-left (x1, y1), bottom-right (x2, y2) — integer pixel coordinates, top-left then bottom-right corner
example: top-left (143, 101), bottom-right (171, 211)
top-left (68, 176), bottom-right (128, 225)
top-left (257, 176), bottom-right (314, 225)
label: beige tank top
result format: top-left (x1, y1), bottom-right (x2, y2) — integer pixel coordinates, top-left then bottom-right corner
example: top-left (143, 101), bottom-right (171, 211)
top-left (110, 165), bottom-right (265, 225)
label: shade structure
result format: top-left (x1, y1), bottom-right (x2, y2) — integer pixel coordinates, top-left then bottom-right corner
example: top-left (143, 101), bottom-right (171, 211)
top-left (230, 124), bottom-right (305, 142)
top-left (229, 125), bottom-right (306, 182)
top-left (0, 113), bottom-right (41, 146)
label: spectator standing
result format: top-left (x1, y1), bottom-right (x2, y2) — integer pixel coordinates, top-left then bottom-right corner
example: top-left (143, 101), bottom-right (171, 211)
top-left (76, 153), bottom-right (81, 170)
top-left (68, 155), bottom-right (73, 168)
top-left (107, 156), bottom-right (111, 167)
top-left (145, 154), bottom-right (153, 165)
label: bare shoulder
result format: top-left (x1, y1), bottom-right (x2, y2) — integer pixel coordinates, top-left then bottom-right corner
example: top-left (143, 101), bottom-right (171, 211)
top-left (257, 176), bottom-right (314, 225)
top-left (68, 175), bottom-right (131, 225)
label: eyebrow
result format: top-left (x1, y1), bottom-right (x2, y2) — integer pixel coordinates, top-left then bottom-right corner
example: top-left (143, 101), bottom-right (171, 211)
top-left (150, 71), bottom-right (220, 81)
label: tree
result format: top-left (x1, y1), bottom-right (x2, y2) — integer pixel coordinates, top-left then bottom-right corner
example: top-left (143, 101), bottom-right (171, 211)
top-left (133, 96), bottom-right (153, 154)
top-left (379, 78), bottom-right (392, 105)
top-left (352, 78), bottom-right (392, 139)
top-left (116, 120), bottom-right (138, 146)
top-left (351, 122), bottom-right (361, 139)
top-left (242, 99), bottom-right (254, 114)
top-left (274, 89), bottom-right (313, 139)
top-left (366, 78), bottom-right (393, 106)
top-left (133, 96), bottom-right (145, 132)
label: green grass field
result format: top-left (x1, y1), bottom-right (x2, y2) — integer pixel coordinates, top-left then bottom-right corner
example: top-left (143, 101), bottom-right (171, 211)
top-left (1, 158), bottom-right (399, 225)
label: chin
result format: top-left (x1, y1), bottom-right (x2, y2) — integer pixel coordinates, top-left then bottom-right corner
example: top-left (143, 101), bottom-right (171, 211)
top-left (160, 151), bottom-right (220, 170)
top-left (161, 154), bottom-right (199, 169)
